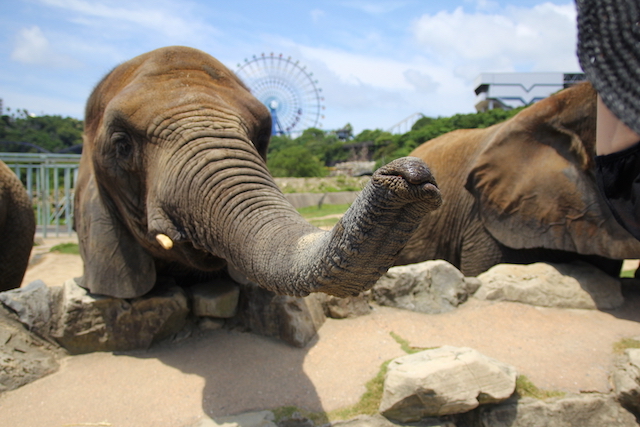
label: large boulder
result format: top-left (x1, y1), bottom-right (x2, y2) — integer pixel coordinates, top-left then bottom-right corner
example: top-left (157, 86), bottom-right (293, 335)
top-left (51, 279), bottom-right (189, 354)
top-left (459, 394), bottom-right (638, 427)
top-left (475, 262), bottom-right (624, 310)
top-left (189, 279), bottom-right (240, 318)
top-left (379, 346), bottom-right (516, 422)
top-left (231, 283), bottom-right (326, 348)
top-left (0, 305), bottom-right (65, 392)
top-left (332, 414), bottom-right (455, 427)
top-left (373, 260), bottom-right (480, 314)
top-left (611, 348), bottom-right (640, 416)
top-left (0, 280), bottom-right (62, 338)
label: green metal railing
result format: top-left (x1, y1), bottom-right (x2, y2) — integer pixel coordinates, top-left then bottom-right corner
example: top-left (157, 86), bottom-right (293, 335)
top-left (1, 153), bottom-right (81, 238)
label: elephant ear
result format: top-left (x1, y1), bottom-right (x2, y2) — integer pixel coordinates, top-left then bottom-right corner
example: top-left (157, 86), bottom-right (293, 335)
top-left (75, 173), bottom-right (156, 299)
top-left (466, 97), bottom-right (635, 257)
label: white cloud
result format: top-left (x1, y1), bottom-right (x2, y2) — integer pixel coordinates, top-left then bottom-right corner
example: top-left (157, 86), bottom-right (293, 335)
top-left (11, 26), bottom-right (77, 67)
top-left (11, 26), bottom-right (49, 64)
top-left (38, 0), bottom-right (218, 42)
top-left (296, 45), bottom-right (415, 91)
top-left (403, 69), bottom-right (439, 93)
top-left (412, 2), bottom-right (580, 73)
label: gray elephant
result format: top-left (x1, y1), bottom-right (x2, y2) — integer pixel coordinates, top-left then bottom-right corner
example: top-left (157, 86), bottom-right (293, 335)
top-left (0, 159), bottom-right (35, 291)
top-left (395, 81), bottom-right (640, 277)
top-left (74, 46), bottom-right (442, 299)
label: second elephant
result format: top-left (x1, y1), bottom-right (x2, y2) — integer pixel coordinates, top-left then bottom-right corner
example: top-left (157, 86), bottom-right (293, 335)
top-left (396, 82), bottom-right (640, 277)
top-left (0, 159), bottom-right (35, 291)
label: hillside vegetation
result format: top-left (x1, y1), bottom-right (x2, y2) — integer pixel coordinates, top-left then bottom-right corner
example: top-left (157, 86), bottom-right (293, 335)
top-left (0, 105), bottom-right (524, 176)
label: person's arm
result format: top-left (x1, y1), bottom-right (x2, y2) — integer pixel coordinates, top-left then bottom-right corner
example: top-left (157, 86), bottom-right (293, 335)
top-left (596, 95), bottom-right (640, 155)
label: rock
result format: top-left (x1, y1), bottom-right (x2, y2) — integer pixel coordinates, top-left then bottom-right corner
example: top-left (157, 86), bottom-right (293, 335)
top-left (0, 305), bottom-right (65, 393)
top-left (232, 283), bottom-right (326, 348)
top-left (0, 280), bottom-right (62, 338)
top-left (373, 260), bottom-right (480, 314)
top-left (51, 279), bottom-right (189, 354)
top-left (459, 394), bottom-right (638, 427)
top-left (611, 348), bottom-right (640, 415)
top-left (277, 411), bottom-right (315, 427)
top-left (199, 317), bottom-right (225, 331)
top-left (190, 280), bottom-right (240, 318)
top-left (379, 346), bottom-right (517, 421)
top-left (332, 414), bottom-right (455, 427)
top-left (191, 411), bottom-right (277, 427)
top-left (475, 262), bottom-right (624, 310)
top-left (317, 291), bottom-right (372, 319)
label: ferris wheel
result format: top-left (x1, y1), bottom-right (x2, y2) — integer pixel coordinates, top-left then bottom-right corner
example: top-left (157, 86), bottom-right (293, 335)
top-left (236, 53), bottom-right (325, 135)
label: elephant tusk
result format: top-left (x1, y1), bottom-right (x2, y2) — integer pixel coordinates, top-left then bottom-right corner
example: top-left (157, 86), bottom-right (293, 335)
top-left (156, 234), bottom-right (174, 250)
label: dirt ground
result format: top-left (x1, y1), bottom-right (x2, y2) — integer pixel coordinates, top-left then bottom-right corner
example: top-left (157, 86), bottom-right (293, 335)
top-left (2, 235), bottom-right (640, 427)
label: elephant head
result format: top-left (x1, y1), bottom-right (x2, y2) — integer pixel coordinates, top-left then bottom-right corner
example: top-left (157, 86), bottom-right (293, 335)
top-left (74, 46), bottom-right (442, 299)
top-left (397, 81), bottom-right (640, 277)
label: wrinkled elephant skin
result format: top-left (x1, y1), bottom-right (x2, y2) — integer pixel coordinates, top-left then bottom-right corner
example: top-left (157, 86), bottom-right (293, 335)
top-left (396, 82), bottom-right (640, 277)
top-left (0, 160), bottom-right (35, 291)
top-left (74, 46), bottom-right (442, 299)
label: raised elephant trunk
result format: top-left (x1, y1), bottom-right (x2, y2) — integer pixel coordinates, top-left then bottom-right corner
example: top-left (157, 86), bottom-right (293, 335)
top-left (151, 135), bottom-right (441, 297)
top-left (74, 46), bottom-right (442, 299)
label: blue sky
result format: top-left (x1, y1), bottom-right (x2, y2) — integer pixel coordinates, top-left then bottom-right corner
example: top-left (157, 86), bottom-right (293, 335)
top-left (0, 0), bottom-right (580, 134)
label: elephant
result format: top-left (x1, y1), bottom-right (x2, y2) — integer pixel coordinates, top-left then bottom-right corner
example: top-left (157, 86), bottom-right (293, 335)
top-left (395, 81), bottom-right (640, 277)
top-left (74, 46), bottom-right (442, 299)
top-left (0, 159), bottom-right (35, 291)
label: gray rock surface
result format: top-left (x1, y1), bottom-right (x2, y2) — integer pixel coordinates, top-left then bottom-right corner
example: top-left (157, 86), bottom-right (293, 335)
top-left (317, 292), bottom-right (372, 319)
top-left (373, 260), bottom-right (480, 314)
top-left (0, 305), bottom-right (65, 392)
top-left (190, 280), bottom-right (240, 318)
top-left (460, 394), bottom-right (638, 427)
top-left (192, 411), bottom-right (277, 427)
top-left (611, 347), bottom-right (640, 416)
top-left (379, 346), bottom-right (516, 422)
top-left (51, 279), bottom-right (189, 354)
top-left (0, 279), bottom-right (62, 338)
top-left (232, 283), bottom-right (326, 348)
top-left (332, 414), bottom-right (455, 427)
top-left (475, 262), bottom-right (624, 309)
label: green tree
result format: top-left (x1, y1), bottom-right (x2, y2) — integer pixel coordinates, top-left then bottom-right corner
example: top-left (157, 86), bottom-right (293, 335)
top-left (0, 109), bottom-right (83, 153)
top-left (267, 145), bottom-right (327, 177)
top-left (267, 127), bottom-right (349, 168)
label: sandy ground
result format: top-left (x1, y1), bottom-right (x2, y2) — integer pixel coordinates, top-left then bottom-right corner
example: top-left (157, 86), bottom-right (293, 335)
top-left (1, 235), bottom-right (640, 427)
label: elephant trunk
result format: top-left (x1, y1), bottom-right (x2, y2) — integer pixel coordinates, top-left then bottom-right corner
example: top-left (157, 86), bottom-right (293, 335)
top-left (156, 140), bottom-right (441, 297)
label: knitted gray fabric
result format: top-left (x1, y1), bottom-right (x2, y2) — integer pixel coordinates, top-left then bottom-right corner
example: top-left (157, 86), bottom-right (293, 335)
top-left (577, 0), bottom-right (640, 135)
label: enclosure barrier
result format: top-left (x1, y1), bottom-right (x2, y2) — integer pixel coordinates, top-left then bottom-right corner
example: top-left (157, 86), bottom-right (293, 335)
top-left (1, 153), bottom-right (81, 238)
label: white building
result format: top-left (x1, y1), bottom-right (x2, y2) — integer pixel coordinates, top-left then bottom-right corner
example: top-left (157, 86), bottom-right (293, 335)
top-left (474, 72), bottom-right (586, 112)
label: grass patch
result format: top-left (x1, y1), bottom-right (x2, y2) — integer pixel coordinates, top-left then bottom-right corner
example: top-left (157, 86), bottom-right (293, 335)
top-left (621, 269), bottom-right (636, 278)
top-left (275, 176), bottom-right (369, 194)
top-left (613, 338), bottom-right (640, 354)
top-left (271, 360), bottom-right (391, 424)
top-left (328, 360), bottom-right (392, 421)
top-left (390, 331), bottom-right (433, 354)
top-left (515, 375), bottom-right (564, 400)
top-left (297, 203), bottom-right (351, 218)
top-left (297, 203), bottom-right (350, 228)
top-left (272, 406), bottom-right (329, 426)
top-left (49, 242), bottom-right (80, 255)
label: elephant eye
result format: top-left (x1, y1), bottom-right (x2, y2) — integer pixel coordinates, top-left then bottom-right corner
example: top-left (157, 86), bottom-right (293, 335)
top-left (111, 131), bottom-right (133, 159)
